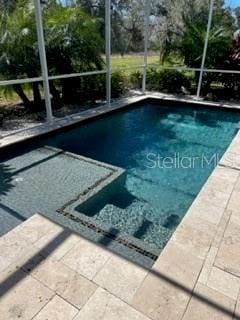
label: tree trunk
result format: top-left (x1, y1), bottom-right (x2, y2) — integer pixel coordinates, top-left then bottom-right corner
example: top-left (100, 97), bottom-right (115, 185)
top-left (61, 78), bottom-right (79, 104)
top-left (12, 84), bottom-right (31, 109)
top-left (49, 82), bottom-right (62, 109)
top-left (32, 82), bottom-right (42, 111)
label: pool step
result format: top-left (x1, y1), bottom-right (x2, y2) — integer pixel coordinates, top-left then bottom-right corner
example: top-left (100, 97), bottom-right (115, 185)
top-left (138, 220), bottom-right (173, 251)
top-left (128, 199), bottom-right (182, 229)
top-left (126, 199), bottom-right (165, 224)
top-left (96, 204), bottom-right (144, 237)
top-left (97, 202), bottom-right (173, 251)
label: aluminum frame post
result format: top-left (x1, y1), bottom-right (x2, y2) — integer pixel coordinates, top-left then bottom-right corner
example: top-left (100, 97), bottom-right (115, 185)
top-left (142, 0), bottom-right (151, 93)
top-left (34, 0), bottom-right (53, 122)
top-left (105, 0), bottom-right (111, 106)
top-left (196, 0), bottom-right (214, 99)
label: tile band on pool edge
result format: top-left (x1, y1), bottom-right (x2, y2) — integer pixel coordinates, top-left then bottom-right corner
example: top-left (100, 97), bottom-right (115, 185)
top-left (57, 209), bottom-right (158, 261)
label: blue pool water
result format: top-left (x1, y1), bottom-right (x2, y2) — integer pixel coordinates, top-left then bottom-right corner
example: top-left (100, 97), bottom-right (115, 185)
top-left (44, 103), bottom-right (240, 250)
top-left (1, 101), bottom-right (240, 258)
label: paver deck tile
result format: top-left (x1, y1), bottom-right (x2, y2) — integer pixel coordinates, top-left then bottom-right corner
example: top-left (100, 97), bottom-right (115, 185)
top-left (228, 189), bottom-right (240, 213)
top-left (61, 238), bottom-right (111, 280)
top-left (131, 242), bottom-right (203, 320)
top-left (170, 216), bottom-right (216, 259)
top-left (231, 209), bottom-right (240, 226)
top-left (34, 230), bottom-right (80, 261)
top-left (212, 209), bottom-right (232, 248)
top-left (74, 287), bottom-right (150, 320)
top-left (196, 184), bottom-right (231, 209)
top-left (14, 214), bottom-right (63, 244)
top-left (33, 295), bottom-right (78, 320)
top-left (0, 214), bottom-right (67, 274)
top-left (0, 229), bottom-right (34, 273)
top-left (215, 220), bottom-right (240, 278)
top-left (21, 253), bottom-right (98, 309)
top-left (0, 265), bottom-right (54, 320)
top-left (198, 246), bottom-right (218, 285)
top-left (131, 271), bottom-right (190, 320)
top-left (206, 266), bottom-right (240, 300)
top-left (205, 166), bottom-right (239, 194)
top-left (182, 283), bottom-right (235, 320)
top-left (93, 255), bottom-right (147, 303)
top-left (226, 131), bottom-right (240, 155)
top-left (220, 152), bottom-right (240, 170)
top-left (186, 198), bottom-right (225, 225)
top-left (153, 242), bottom-right (203, 287)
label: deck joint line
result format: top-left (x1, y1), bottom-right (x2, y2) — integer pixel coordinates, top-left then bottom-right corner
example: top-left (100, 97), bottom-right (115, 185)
top-left (218, 163), bottom-right (240, 172)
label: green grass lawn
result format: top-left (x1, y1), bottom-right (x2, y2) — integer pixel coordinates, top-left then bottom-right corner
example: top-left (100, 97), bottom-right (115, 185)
top-left (110, 55), bottom-right (160, 69)
top-left (109, 54), bottom-right (185, 71)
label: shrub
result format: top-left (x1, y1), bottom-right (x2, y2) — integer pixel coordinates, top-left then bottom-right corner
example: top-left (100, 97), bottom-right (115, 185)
top-left (64, 71), bottom-right (128, 104)
top-left (129, 71), bottom-right (143, 89)
top-left (146, 69), bottom-right (191, 93)
top-left (111, 71), bottom-right (128, 98)
top-left (221, 73), bottom-right (240, 93)
top-left (0, 107), bottom-right (21, 126)
top-left (129, 68), bottom-right (191, 93)
top-left (218, 34), bottom-right (240, 94)
top-left (0, 111), bottom-right (4, 126)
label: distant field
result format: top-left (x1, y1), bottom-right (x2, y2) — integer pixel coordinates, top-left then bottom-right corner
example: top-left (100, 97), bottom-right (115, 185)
top-left (110, 55), bottom-right (160, 69)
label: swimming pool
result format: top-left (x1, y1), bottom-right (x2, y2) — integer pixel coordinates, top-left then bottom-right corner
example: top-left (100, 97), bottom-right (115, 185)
top-left (1, 100), bottom-right (240, 264)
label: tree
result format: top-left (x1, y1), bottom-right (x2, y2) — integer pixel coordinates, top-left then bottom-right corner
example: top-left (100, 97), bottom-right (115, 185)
top-left (149, 0), bottom-right (234, 65)
top-left (175, 0), bottom-right (234, 92)
top-left (112, 0), bottom-right (144, 54)
top-left (179, 13), bottom-right (233, 69)
top-left (76, 0), bottom-right (144, 55)
top-left (0, 3), bottom-right (42, 109)
top-left (149, 0), bottom-right (207, 62)
top-left (0, 0), bottom-right (104, 109)
top-left (220, 31), bottom-right (240, 92)
top-left (43, 2), bottom-right (104, 103)
top-left (0, 0), bottom-right (16, 14)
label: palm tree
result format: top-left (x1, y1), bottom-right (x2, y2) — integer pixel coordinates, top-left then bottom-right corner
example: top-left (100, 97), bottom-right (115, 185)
top-left (0, 0), bottom-right (104, 109)
top-left (177, 5), bottom-right (233, 92)
top-left (0, 3), bottom-right (41, 109)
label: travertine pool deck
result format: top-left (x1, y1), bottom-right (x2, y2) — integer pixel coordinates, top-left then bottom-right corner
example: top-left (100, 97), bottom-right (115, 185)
top-left (1, 131), bottom-right (240, 319)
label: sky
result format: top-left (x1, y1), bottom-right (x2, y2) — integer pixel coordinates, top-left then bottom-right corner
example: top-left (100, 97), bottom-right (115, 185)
top-left (225, 0), bottom-right (240, 8)
top-left (61, 0), bottom-right (240, 9)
